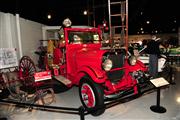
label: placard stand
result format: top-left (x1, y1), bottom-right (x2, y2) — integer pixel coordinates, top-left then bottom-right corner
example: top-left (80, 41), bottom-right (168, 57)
top-left (150, 77), bottom-right (169, 113)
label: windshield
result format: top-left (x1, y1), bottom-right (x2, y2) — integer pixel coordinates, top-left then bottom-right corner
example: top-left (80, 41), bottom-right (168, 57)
top-left (68, 31), bottom-right (100, 44)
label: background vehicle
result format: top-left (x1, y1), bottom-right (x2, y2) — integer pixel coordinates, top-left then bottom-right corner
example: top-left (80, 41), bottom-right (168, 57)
top-left (128, 43), bottom-right (168, 73)
top-left (168, 47), bottom-right (180, 55)
top-left (138, 48), bottom-right (167, 73)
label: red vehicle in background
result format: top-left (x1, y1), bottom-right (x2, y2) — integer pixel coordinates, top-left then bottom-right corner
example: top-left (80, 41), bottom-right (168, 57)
top-left (46, 18), bottom-right (150, 116)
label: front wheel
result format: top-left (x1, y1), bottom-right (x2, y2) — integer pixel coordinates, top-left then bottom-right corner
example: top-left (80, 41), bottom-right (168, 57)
top-left (79, 76), bottom-right (105, 116)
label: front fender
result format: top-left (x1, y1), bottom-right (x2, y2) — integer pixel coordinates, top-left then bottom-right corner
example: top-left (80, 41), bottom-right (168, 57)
top-left (74, 66), bottom-right (106, 85)
top-left (124, 59), bottom-right (148, 72)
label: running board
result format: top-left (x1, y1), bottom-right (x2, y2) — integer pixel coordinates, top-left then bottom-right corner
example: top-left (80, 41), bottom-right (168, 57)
top-left (53, 75), bottom-right (72, 86)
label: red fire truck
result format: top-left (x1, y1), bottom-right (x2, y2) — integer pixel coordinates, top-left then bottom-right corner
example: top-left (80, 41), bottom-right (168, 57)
top-left (44, 18), bottom-right (150, 116)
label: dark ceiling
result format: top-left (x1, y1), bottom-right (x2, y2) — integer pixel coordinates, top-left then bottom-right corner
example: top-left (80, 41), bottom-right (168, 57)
top-left (0, 0), bottom-right (179, 34)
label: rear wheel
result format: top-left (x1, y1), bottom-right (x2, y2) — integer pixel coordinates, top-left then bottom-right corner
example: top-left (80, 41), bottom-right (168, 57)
top-left (79, 76), bottom-right (105, 116)
top-left (19, 56), bottom-right (36, 93)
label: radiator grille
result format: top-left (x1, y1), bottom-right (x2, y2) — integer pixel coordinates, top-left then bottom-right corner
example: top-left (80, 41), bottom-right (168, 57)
top-left (106, 53), bottom-right (125, 82)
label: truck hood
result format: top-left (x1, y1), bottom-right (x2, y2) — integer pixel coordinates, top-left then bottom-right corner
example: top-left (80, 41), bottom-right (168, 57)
top-left (66, 46), bottom-right (108, 71)
top-left (75, 47), bottom-right (107, 62)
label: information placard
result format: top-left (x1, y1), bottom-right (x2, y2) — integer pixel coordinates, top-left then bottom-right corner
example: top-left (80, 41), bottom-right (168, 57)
top-left (0, 48), bottom-right (18, 69)
top-left (150, 77), bottom-right (169, 88)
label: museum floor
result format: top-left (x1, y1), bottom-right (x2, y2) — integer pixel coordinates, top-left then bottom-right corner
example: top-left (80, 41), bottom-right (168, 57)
top-left (0, 68), bottom-right (180, 120)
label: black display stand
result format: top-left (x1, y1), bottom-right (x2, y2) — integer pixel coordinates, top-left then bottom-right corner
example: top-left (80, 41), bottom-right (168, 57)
top-left (150, 77), bottom-right (169, 113)
top-left (150, 87), bottom-right (166, 113)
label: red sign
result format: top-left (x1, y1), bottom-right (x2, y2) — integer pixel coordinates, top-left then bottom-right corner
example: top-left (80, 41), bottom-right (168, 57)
top-left (34, 71), bottom-right (52, 82)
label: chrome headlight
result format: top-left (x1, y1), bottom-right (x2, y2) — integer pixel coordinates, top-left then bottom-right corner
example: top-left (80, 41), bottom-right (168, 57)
top-left (129, 56), bottom-right (137, 66)
top-left (102, 59), bottom-right (113, 71)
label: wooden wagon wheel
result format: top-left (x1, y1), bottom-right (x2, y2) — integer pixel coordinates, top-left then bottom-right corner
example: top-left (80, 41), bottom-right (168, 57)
top-left (19, 56), bottom-right (37, 93)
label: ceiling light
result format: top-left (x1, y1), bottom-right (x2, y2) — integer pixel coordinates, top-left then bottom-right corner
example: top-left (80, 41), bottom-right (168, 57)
top-left (83, 10), bottom-right (88, 15)
top-left (146, 21), bottom-right (150, 24)
top-left (47, 14), bottom-right (51, 19)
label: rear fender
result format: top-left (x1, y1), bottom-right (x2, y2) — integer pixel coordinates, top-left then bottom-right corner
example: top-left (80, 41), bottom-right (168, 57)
top-left (74, 66), bottom-right (105, 85)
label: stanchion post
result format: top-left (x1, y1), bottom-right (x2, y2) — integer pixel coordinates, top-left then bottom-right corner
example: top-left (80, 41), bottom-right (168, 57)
top-left (79, 106), bottom-right (85, 120)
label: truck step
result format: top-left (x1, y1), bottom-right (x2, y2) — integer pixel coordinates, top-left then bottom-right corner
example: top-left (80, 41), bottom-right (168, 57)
top-left (53, 75), bottom-right (72, 86)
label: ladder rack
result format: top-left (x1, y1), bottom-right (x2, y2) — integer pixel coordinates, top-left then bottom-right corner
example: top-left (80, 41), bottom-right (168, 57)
top-left (108, 0), bottom-right (128, 50)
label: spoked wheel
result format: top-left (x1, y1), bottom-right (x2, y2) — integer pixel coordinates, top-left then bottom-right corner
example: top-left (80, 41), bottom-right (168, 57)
top-left (19, 56), bottom-right (36, 93)
top-left (79, 76), bottom-right (105, 116)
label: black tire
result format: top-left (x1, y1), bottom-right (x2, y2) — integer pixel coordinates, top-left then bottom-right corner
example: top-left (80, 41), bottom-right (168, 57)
top-left (79, 76), bottom-right (105, 116)
top-left (0, 88), bottom-right (10, 99)
top-left (159, 63), bottom-right (171, 80)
